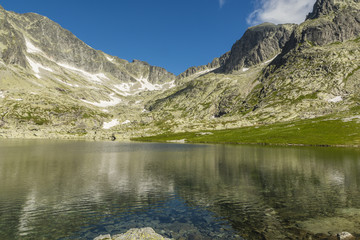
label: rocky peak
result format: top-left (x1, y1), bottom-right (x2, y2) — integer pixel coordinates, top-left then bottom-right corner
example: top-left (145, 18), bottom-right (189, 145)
top-left (177, 53), bottom-right (229, 80)
top-left (177, 23), bottom-right (296, 78)
top-left (132, 59), bottom-right (150, 65)
top-left (220, 23), bottom-right (296, 73)
top-left (281, 0), bottom-right (360, 51)
top-left (0, 5), bottom-right (175, 86)
top-left (307, 0), bottom-right (360, 19)
top-left (267, 0), bottom-right (360, 77)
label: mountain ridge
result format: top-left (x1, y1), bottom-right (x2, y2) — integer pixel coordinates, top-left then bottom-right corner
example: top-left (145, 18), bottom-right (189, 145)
top-left (0, 0), bottom-right (359, 143)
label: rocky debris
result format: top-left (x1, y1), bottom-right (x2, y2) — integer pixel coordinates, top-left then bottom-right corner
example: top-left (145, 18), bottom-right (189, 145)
top-left (337, 232), bottom-right (355, 240)
top-left (94, 228), bottom-right (172, 240)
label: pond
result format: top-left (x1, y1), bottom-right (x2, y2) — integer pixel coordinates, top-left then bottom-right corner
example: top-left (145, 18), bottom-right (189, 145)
top-left (0, 140), bottom-right (360, 239)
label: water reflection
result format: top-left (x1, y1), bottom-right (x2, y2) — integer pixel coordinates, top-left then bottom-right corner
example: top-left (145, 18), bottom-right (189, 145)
top-left (0, 140), bottom-right (360, 239)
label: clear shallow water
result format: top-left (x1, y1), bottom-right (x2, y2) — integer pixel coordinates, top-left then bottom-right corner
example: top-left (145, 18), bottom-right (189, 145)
top-left (1, 140), bottom-right (360, 239)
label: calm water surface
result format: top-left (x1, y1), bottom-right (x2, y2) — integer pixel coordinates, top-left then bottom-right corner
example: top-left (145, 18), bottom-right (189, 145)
top-left (1, 140), bottom-right (360, 239)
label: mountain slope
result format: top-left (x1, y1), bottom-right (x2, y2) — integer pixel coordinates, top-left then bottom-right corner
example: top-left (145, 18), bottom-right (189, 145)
top-left (141, 0), bottom-right (360, 140)
top-left (0, 5), bottom-right (176, 140)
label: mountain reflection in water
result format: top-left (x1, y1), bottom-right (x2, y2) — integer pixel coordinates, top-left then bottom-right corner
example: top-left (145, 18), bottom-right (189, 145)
top-left (0, 140), bottom-right (360, 239)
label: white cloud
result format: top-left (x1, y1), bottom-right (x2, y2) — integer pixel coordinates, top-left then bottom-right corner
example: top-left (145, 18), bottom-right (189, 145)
top-left (247, 0), bottom-right (316, 25)
top-left (219, 0), bottom-right (226, 8)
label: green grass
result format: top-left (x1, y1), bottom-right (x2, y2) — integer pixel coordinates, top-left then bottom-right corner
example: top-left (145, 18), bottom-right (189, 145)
top-left (132, 116), bottom-right (360, 147)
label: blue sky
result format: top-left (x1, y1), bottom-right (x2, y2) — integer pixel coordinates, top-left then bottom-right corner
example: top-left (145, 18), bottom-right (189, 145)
top-left (1, 0), bottom-right (315, 75)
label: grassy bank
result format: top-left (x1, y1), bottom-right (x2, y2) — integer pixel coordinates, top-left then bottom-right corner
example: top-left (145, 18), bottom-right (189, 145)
top-left (132, 116), bottom-right (360, 147)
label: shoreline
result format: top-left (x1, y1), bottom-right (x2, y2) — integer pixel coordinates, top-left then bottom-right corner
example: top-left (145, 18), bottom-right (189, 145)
top-left (1, 133), bottom-right (359, 149)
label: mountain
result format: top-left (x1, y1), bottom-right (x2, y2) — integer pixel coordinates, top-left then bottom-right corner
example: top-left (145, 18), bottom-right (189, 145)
top-left (143, 0), bottom-right (360, 137)
top-left (0, 0), bottom-right (359, 142)
top-left (176, 22), bottom-right (295, 80)
top-left (0, 5), bottom-right (175, 139)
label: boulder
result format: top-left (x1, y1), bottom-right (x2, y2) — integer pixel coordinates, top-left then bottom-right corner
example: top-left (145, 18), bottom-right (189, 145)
top-left (94, 228), bottom-right (172, 240)
top-left (337, 232), bottom-right (355, 240)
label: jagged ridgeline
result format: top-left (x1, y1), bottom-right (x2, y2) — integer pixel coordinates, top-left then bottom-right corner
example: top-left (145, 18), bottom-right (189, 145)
top-left (0, 4), bottom-right (176, 139)
top-left (0, 0), bottom-right (359, 142)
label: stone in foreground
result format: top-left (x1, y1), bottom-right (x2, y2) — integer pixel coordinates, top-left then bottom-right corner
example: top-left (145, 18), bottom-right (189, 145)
top-left (94, 228), bottom-right (172, 240)
top-left (337, 232), bottom-right (355, 240)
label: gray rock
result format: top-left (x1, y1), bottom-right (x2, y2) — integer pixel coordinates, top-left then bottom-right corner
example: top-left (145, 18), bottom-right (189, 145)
top-left (276, 0), bottom-right (360, 59)
top-left (101, 227), bottom-right (172, 240)
top-left (221, 23), bottom-right (296, 73)
top-left (337, 232), bottom-right (355, 240)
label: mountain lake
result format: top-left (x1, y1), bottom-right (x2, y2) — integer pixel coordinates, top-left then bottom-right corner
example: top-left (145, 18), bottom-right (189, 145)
top-left (1, 139), bottom-right (360, 239)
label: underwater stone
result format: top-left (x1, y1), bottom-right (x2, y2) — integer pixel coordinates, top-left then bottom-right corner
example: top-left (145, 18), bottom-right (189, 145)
top-left (94, 227), bottom-right (173, 240)
top-left (94, 234), bottom-right (111, 240)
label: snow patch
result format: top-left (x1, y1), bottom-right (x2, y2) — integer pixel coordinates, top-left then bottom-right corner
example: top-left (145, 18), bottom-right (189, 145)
top-left (0, 91), bottom-right (4, 98)
top-left (25, 38), bottom-right (43, 54)
top-left (57, 63), bottom-right (109, 83)
top-left (192, 67), bottom-right (217, 77)
top-left (167, 80), bottom-right (176, 89)
top-left (122, 120), bottom-right (131, 125)
top-left (137, 77), bottom-right (161, 91)
top-left (26, 56), bottom-right (53, 78)
top-left (242, 68), bottom-right (249, 72)
top-left (328, 96), bottom-right (343, 103)
top-left (114, 82), bottom-right (137, 96)
top-left (81, 93), bottom-right (122, 108)
top-left (263, 55), bottom-right (279, 65)
top-left (142, 109), bottom-right (148, 113)
top-left (114, 78), bottom-right (176, 96)
top-left (55, 78), bottom-right (79, 87)
top-left (103, 119), bottom-right (120, 129)
top-left (106, 56), bottom-right (115, 62)
top-left (137, 77), bottom-right (176, 92)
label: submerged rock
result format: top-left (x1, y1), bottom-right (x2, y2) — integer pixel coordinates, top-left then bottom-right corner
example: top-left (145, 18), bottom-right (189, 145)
top-left (94, 234), bottom-right (111, 240)
top-left (94, 227), bottom-right (172, 240)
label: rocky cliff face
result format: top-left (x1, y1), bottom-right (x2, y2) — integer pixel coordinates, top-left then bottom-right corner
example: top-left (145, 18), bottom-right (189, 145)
top-left (220, 23), bottom-right (296, 73)
top-left (242, 0), bottom-right (360, 122)
top-left (276, 0), bottom-right (360, 58)
top-left (177, 23), bottom-right (295, 79)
